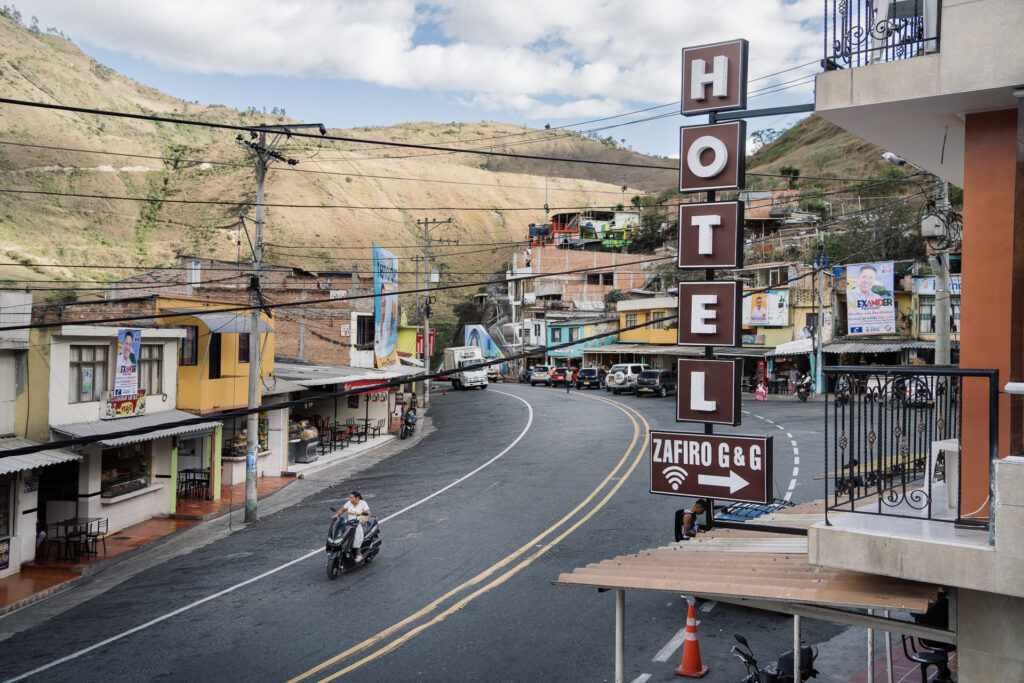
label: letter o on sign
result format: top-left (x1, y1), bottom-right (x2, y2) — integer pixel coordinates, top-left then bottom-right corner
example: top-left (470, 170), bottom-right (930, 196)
top-left (686, 135), bottom-right (728, 178)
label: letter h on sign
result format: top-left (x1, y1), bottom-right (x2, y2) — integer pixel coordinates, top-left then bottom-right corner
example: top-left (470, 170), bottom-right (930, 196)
top-left (681, 39), bottom-right (748, 115)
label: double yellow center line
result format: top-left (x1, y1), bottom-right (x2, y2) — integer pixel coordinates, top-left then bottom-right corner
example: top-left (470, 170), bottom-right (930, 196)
top-left (289, 394), bottom-right (650, 682)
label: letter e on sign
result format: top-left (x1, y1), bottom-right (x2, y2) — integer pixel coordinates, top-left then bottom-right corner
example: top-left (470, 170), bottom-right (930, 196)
top-left (681, 39), bottom-right (748, 115)
top-left (677, 281), bottom-right (741, 347)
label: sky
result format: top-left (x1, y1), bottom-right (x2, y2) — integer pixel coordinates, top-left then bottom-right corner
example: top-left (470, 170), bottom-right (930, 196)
top-left (15, 1), bottom-right (822, 158)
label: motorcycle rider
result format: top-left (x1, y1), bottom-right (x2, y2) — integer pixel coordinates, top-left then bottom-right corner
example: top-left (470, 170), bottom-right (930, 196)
top-left (680, 499), bottom-right (708, 540)
top-left (332, 491), bottom-right (370, 562)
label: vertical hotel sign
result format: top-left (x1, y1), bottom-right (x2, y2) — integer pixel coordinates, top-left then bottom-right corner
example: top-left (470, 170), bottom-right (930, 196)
top-left (648, 38), bottom-right (773, 505)
top-left (372, 244), bottom-right (400, 369)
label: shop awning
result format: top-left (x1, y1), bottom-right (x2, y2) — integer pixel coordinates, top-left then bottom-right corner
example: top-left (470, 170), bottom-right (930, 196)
top-left (767, 337), bottom-right (814, 357)
top-left (51, 410), bottom-right (222, 447)
top-left (0, 438), bottom-right (81, 474)
top-left (166, 309), bottom-right (274, 334)
top-left (717, 346), bottom-right (776, 358)
top-left (275, 361), bottom-right (416, 389)
top-left (823, 339), bottom-right (946, 355)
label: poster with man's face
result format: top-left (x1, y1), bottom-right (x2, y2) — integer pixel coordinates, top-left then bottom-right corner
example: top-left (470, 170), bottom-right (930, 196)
top-left (114, 329), bottom-right (140, 396)
top-left (742, 290), bottom-right (789, 326)
top-left (846, 262), bottom-right (895, 335)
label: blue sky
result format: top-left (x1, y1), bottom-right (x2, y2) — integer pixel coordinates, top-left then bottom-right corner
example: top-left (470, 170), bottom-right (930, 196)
top-left (17, 1), bottom-right (823, 158)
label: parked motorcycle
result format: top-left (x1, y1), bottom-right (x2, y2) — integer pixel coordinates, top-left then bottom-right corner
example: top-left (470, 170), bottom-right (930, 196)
top-left (731, 633), bottom-right (818, 683)
top-left (326, 510), bottom-right (382, 580)
top-left (399, 410), bottom-right (417, 439)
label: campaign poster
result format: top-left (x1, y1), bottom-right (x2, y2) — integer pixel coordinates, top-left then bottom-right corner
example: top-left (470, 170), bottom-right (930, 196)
top-left (846, 262), bottom-right (896, 335)
top-left (114, 329), bottom-right (141, 396)
top-left (743, 289), bottom-right (789, 327)
top-left (373, 244), bottom-right (400, 369)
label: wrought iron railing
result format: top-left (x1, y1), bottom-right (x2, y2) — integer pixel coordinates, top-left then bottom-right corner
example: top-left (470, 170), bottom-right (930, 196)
top-left (824, 366), bottom-right (997, 531)
top-left (824, 0), bottom-right (941, 69)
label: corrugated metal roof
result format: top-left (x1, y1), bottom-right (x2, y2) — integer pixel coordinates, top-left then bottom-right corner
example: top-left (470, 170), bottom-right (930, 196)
top-left (0, 438), bottom-right (81, 475)
top-left (824, 339), bottom-right (941, 354)
top-left (768, 337), bottom-right (814, 357)
top-left (166, 309), bottom-right (274, 334)
top-left (274, 361), bottom-right (418, 388)
top-left (554, 550), bottom-right (938, 613)
top-left (51, 410), bottom-right (221, 447)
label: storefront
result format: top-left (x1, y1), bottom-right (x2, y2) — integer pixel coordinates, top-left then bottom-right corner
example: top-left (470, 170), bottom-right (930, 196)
top-left (50, 410), bottom-right (221, 532)
top-left (0, 438), bottom-right (82, 579)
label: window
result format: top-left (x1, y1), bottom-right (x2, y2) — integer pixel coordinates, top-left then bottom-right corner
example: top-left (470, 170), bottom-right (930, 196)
top-left (650, 311), bottom-right (666, 329)
top-left (533, 324), bottom-right (541, 337)
top-left (355, 315), bottom-right (374, 348)
top-left (179, 326), bottom-right (198, 366)
top-left (208, 333), bottom-right (222, 380)
top-left (586, 272), bottom-right (614, 286)
top-left (569, 327), bottom-right (581, 342)
top-left (624, 314), bottom-right (637, 328)
top-left (238, 333), bottom-right (250, 364)
top-left (805, 312), bottom-right (819, 329)
top-left (139, 344), bottom-right (162, 395)
top-left (69, 345), bottom-right (107, 403)
top-left (551, 328), bottom-right (562, 342)
top-left (918, 296), bottom-right (934, 334)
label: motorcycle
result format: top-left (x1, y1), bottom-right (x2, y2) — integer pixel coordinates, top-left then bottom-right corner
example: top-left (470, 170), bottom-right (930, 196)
top-left (834, 377), bottom-right (851, 407)
top-left (731, 633), bottom-right (818, 683)
top-left (399, 410), bottom-right (417, 439)
top-left (326, 510), bottom-right (382, 580)
top-left (796, 376), bottom-right (813, 403)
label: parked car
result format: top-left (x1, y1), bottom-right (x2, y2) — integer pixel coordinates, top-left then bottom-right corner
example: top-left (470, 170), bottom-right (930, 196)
top-left (605, 363), bottom-right (650, 394)
top-left (529, 365), bottom-right (552, 386)
top-left (575, 367), bottom-right (607, 390)
top-left (636, 369), bottom-right (677, 397)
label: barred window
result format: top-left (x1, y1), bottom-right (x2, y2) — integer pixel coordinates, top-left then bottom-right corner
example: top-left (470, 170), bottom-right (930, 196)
top-left (69, 345), bottom-right (108, 403)
top-left (650, 311), bottom-right (666, 330)
top-left (139, 344), bottom-right (162, 395)
top-left (624, 314), bottom-right (637, 328)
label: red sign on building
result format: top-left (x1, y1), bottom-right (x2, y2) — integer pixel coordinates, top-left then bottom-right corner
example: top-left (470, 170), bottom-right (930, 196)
top-left (416, 329), bottom-right (435, 357)
top-left (650, 431), bottom-right (772, 504)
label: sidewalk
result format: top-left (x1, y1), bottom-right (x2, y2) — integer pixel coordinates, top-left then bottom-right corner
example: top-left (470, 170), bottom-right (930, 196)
top-left (848, 642), bottom-right (957, 682)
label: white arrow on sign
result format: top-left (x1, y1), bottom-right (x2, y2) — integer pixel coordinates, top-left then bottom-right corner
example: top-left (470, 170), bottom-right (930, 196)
top-left (697, 470), bottom-right (749, 494)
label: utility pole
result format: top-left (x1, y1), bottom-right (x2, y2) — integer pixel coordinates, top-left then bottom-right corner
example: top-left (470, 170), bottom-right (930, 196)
top-left (417, 217), bottom-right (456, 407)
top-left (238, 122), bottom-right (324, 523)
top-left (815, 237), bottom-right (826, 394)
top-left (930, 180), bottom-right (952, 366)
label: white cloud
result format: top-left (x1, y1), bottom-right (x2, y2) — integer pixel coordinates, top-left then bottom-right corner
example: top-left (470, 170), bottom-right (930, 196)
top-left (18, 0), bottom-right (822, 115)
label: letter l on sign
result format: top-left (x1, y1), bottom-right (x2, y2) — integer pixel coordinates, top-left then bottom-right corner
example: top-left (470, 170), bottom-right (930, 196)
top-left (690, 371), bottom-right (717, 412)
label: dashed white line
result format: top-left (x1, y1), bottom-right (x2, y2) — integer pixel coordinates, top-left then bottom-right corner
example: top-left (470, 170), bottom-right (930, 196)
top-left (652, 628), bottom-right (688, 662)
top-left (792, 467), bottom-right (800, 478)
top-left (700, 600), bottom-right (717, 613)
top-left (776, 425), bottom-right (785, 431)
top-left (793, 457), bottom-right (800, 465)
top-left (786, 432), bottom-right (793, 438)
top-left (631, 674), bottom-right (652, 683)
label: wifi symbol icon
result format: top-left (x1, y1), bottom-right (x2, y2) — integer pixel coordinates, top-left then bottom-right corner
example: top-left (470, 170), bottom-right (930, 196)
top-left (662, 466), bottom-right (689, 491)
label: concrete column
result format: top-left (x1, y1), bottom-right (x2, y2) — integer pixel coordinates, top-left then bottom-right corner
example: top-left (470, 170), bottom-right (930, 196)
top-left (212, 424), bottom-right (222, 500)
top-left (957, 589), bottom-right (1024, 681)
top-left (169, 438), bottom-right (178, 515)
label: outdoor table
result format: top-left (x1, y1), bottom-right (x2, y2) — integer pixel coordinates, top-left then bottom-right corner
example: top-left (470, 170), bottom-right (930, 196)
top-left (56, 517), bottom-right (103, 560)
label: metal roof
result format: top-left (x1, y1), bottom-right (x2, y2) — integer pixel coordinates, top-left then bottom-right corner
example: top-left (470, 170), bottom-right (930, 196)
top-left (0, 438), bottom-right (81, 475)
top-left (768, 337), bottom-right (815, 357)
top-left (582, 344), bottom-right (703, 356)
top-left (166, 309), bottom-right (274, 334)
top-left (51, 410), bottom-right (222, 447)
top-left (274, 361), bottom-right (417, 388)
top-left (824, 339), bottom-right (945, 354)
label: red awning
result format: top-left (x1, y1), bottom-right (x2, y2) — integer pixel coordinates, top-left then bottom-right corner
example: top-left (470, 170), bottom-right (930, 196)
top-left (346, 379), bottom-right (392, 395)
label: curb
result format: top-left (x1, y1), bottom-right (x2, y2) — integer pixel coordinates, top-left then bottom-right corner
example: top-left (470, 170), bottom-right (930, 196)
top-left (0, 575), bottom-right (83, 618)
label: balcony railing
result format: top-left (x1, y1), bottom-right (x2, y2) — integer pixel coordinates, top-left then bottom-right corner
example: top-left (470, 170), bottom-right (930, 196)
top-left (823, 366), bottom-right (997, 531)
top-left (824, 0), bottom-right (941, 69)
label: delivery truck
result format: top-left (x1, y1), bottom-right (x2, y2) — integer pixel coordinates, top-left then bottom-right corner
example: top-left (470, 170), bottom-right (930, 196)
top-left (442, 346), bottom-right (489, 390)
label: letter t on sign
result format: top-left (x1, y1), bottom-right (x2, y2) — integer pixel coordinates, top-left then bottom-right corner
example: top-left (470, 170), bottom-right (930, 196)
top-left (678, 201), bottom-right (743, 269)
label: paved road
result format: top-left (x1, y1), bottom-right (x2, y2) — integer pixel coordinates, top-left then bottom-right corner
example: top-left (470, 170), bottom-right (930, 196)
top-left (0, 385), bottom-right (861, 682)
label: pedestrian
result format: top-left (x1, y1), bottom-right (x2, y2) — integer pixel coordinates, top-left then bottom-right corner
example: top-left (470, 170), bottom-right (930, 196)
top-left (409, 392), bottom-right (419, 412)
top-left (566, 366), bottom-right (572, 393)
top-left (679, 499), bottom-right (708, 540)
top-left (789, 366), bottom-right (800, 394)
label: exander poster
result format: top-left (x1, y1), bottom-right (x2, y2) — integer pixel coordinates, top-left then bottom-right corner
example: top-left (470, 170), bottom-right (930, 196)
top-left (373, 244), bottom-right (400, 369)
top-left (846, 261), bottom-right (896, 335)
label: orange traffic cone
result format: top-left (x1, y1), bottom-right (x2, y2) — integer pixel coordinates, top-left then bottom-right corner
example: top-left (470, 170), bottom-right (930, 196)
top-left (674, 601), bottom-right (708, 678)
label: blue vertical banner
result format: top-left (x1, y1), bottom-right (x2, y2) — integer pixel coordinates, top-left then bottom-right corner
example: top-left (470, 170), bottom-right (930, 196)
top-left (373, 244), bottom-right (400, 369)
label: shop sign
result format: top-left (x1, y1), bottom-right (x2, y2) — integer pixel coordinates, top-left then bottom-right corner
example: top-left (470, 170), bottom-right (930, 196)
top-left (679, 121), bottom-right (746, 192)
top-left (676, 358), bottom-right (741, 426)
top-left (681, 39), bottom-right (748, 115)
top-left (416, 329), bottom-right (435, 356)
top-left (677, 281), bottom-right (741, 347)
top-left (742, 334), bottom-right (766, 345)
top-left (102, 389), bottom-right (147, 420)
top-left (651, 431), bottom-right (772, 504)
top-left (0, 539), bottom-right (8, 571)
top-left (24, 474), bottom-right (39, 493)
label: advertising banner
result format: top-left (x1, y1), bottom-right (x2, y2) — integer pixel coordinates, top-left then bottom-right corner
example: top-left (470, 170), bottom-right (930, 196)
top-left (114, 329), bottom-right (141, 396)
top-left (104, 389), bottom-right (146, 419)
top-left (846, 262), bottom-right (896, 336)
top-left (465, 325), bottom-right (508, 374)
top-left (372, 244), bottom-right (400, 369)
top-left (913, 276), bottom-right (962, 295)
top-left (742, 289), bottom-right (789, 327)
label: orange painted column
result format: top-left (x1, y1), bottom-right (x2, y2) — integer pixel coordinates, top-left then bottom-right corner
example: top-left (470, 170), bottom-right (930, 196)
top-left (959, 108), bottom-right (1019, 520)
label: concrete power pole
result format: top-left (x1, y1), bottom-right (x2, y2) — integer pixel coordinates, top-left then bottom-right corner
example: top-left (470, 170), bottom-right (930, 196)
top-left (417, 218), bottom-right (455, 407)
top-left (239, 122), bottom-right (323, 523)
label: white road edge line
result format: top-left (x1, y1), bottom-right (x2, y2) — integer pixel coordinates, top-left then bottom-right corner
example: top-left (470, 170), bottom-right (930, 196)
top-left (7, 390), bottom-right (536, 683)
top-left (652, 626), bottom-right (690, 662)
